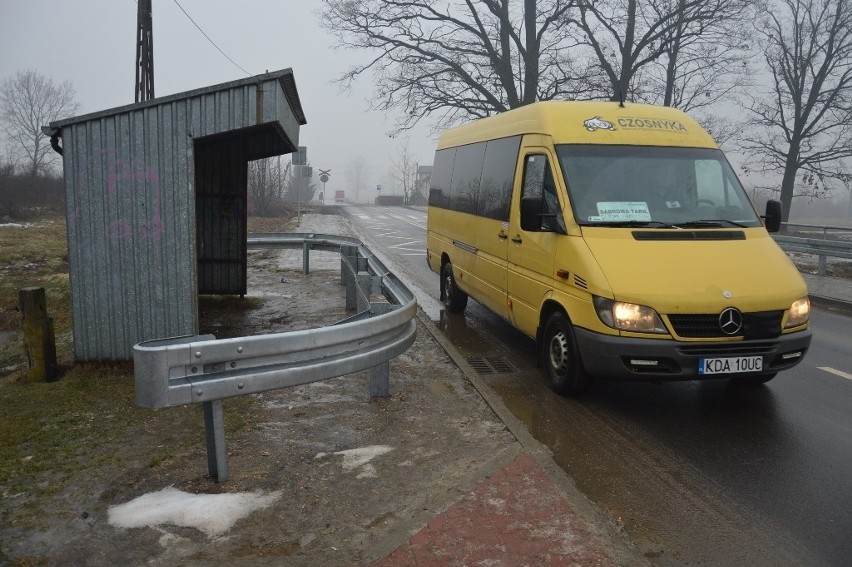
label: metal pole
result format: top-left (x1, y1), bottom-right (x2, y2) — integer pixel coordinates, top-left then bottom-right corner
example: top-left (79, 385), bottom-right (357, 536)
top-left (203, 400), bottom-right (228, 482)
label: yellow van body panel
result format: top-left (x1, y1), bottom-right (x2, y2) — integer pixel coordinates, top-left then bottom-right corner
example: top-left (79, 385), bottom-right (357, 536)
top-left (473, 215), bottom-right (510, 317)
top-left (436, 101), bottom-right (717, 150)
top-left (427, 207), bottom-right (477, 291)
top-left (581, 227), bottom-right (808, 316)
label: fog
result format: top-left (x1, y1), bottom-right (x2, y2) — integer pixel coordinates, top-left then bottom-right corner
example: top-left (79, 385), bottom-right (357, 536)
top-left (0, 0), bottom-right (438, 201)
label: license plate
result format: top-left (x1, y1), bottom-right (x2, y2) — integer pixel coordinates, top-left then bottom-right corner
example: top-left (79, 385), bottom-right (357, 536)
top-left (698, 356), bottom-right (763, 375)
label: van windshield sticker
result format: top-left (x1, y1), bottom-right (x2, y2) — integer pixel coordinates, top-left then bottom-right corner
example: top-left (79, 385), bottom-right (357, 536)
top-left (590, 202), bottom-right (652, 222)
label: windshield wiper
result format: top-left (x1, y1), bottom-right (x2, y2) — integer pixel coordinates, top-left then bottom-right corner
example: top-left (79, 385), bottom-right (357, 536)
top-left (678, 219), bottom-right (749, 228)
top-left (591, 220), bottom-right (680, 228)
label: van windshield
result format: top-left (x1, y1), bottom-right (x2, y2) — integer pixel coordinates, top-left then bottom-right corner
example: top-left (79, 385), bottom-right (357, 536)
top-left (557, 145), bottom-right (762, 228)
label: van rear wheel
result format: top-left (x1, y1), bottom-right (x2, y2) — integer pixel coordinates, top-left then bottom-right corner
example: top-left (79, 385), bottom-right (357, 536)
top-left (441, 262), bottom-right (468, 313)
top-left (543, 312), bottom-right (592, 396)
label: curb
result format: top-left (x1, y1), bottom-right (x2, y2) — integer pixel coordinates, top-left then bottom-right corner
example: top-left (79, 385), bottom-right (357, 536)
top-left (415, 309), bottom-right (651, 566)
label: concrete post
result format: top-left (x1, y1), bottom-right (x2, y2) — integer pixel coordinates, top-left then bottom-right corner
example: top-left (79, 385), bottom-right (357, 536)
top-left (18, 287), bottom-right (58, 382)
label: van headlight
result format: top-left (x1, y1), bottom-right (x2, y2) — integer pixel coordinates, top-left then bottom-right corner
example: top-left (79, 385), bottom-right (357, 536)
top-left (593, 297), bottom-right (667, 333)
top-left (784, 297), bottom-right (810, 328)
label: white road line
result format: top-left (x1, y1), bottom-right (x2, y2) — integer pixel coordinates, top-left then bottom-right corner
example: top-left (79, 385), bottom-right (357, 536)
top-left (384, 212), bottom-right (427, 230)
top-left (389, 239), bottom-right (423, 248)
top-left (818, 367), bottom-right (852, 381)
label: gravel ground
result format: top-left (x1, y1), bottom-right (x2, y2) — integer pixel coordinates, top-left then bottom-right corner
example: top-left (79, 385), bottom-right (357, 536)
top-left (1, 213), bottom-right (522, 566)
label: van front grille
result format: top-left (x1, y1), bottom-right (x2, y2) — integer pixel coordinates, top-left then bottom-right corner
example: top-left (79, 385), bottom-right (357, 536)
top-left (668, 311), bottom-right (783, 339)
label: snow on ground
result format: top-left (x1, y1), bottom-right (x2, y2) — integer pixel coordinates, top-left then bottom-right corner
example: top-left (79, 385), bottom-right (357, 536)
top-left (107, 487), bottom-right (282, 537)
top-left (315, 445), bottom-right (395, 479)
top-left (107, 444), bottom-right (394, 536)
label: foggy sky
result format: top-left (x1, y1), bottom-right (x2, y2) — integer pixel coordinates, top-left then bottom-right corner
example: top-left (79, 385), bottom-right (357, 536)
top-left (0, 0), bottom-right (438, 198)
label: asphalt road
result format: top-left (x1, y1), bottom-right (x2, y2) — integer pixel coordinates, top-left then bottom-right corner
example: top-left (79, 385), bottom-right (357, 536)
top-left (345, 204), bottom-right (852, 567)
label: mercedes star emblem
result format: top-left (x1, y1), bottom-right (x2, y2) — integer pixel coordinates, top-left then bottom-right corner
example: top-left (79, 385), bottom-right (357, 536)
top-left (719, 307), bottom-right (743, 335)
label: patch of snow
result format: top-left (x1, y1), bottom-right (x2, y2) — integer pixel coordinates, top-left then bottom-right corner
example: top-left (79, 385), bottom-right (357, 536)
top-left (315, 445), bottom-right (394, 477)
top-left (334, 445), bottom-right (394, 471)
top-left (356, 464), bottom-right (378, 479)
top-left (108, 487), bottom-right (282, 537)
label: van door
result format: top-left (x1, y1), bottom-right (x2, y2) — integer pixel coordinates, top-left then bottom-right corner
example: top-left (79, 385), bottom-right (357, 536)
top-left (507, 151), bottom-right (563, 337)
top-left (472, 136), bottom-right (521, 319)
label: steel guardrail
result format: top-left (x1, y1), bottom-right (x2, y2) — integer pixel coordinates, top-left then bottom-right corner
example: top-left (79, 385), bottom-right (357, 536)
top-left (773, 228), bottom-right (852, 276)
top-left (132, 233), bottom-right (417, 481)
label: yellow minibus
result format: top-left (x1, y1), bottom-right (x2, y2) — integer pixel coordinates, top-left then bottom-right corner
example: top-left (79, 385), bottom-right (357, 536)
top-left (426, 101), bottom-right (811, 395)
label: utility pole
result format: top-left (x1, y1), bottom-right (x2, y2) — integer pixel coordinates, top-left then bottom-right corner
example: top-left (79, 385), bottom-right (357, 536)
top-left (319, 169), bottom-right (331, 205)
top-left (135, 0), bottom-right (155, 102)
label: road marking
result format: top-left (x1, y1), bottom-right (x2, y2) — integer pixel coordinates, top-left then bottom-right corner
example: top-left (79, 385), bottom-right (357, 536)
top-left (818, 367), bottom-right (852, 381)
top-left (384, 212), bottom-right (427, 230)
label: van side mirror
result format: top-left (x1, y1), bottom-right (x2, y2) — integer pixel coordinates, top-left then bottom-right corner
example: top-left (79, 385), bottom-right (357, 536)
top-left (764, 200), bottom-right (782, 233)
top-left (521, 196), bottom-right (567, 234)
top-left (521, 196), bottom-right (541, 231)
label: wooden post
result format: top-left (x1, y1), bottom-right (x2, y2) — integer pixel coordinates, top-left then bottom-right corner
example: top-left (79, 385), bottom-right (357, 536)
top-left (18, 287), bottom-right (58, 382)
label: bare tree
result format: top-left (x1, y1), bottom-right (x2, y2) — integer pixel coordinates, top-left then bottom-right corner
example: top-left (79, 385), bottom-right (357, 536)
top-left (572, 0), bottom-right (753, 105)
top-left (285, 165), bottom-right (317, 205)
top-left (0, 158), bottom-right (21, 218)
top-left (347, 155), bottom-right (369, 203)
top-left (248, 156), bottom-right (292, 215)
top-left (0, 70), bottom-right (80, 177)
top-left (738, 0), bottom-right (852, 221)
top-left (390, 138), bottom-right (418, 201)
top-left (319, 0), bottom-right (592, 133)
top-left (650, 0), bottom-right (754, 112)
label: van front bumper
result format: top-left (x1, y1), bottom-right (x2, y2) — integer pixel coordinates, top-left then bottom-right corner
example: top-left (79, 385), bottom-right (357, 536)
top-left (574, 327), bottom-right (812, 381)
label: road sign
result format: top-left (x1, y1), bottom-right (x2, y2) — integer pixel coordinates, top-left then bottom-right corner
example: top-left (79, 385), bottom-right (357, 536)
top-left (292, 146), bottom-right (307, 165)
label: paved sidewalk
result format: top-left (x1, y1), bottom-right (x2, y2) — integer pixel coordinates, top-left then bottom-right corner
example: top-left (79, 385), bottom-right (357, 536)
top-left (374, 452), bottom-right (620, 567)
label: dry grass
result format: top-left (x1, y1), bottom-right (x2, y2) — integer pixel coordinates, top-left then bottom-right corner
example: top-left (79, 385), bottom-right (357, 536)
top-left (0, 213), bottom-right (283, 525)
top-left (0, 219), bottom-right (73, 379)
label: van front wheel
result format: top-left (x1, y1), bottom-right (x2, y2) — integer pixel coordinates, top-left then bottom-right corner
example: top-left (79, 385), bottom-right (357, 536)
top-left (441, 263), bottom-right (468, 313)
top-left (543, 312), bottom-right (592, 396)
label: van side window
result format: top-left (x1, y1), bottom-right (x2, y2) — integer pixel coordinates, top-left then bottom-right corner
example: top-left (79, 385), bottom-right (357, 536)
top-left (428, 148), bottom-right (456, 209)
top-left (450, 143), bottom-right (486, 215)
top-left (479, 136), bottom-right (521, 220)
top-left (428, 136), bottom-right (520, 221)
top-left (521, 154), bottom-right (561, 231)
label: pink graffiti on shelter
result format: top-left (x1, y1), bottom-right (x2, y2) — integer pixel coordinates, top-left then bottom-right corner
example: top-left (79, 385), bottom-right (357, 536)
top-left (71, 149), bottom-right (168, 245)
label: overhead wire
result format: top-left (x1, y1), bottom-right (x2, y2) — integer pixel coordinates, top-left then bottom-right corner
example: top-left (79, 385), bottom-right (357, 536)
top-left (171, 0), bottom-right (253, 76)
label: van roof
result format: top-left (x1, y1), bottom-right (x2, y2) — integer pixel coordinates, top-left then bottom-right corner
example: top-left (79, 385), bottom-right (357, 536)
top-left (436, 101), bottom-right (719, 150)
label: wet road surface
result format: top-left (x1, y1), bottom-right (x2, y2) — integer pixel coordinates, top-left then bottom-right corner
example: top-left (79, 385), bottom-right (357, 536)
top-left (347, 205), bottom-right (852, 566)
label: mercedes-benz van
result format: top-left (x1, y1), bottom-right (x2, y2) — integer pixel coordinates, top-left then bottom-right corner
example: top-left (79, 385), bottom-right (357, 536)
top-left (426, 101), bottom-right (811, 395)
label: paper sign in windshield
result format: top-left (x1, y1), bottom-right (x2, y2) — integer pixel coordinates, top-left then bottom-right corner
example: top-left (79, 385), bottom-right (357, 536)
top-left (589, 201), bottom-right (652, 222)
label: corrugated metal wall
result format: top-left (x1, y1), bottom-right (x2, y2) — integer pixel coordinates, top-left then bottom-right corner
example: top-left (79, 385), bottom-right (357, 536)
top-left (53, 70), bottom-right (305, 361)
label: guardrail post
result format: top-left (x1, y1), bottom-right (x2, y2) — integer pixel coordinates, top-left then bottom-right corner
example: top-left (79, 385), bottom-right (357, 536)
top-left (818, 254), bottom-right (827, 276)
top-left (203, 400), bottom-right (228, 482)
top-left (357, 274), bottom-right (376, 311)
top-left (303, 236), bottom-right (312, 274)
top-left (341, 245), bottom-right (358, 310)
top-left (370, 362), bottom-right (390, 398)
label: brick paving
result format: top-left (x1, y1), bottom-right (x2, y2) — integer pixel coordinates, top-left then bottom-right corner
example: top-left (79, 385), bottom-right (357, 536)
top-left (373, 453), bottom-right (618, 567)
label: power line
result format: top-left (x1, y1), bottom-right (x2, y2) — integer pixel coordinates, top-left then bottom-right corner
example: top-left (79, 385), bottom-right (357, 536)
top-left (171, 0), bottom-right (252, 76)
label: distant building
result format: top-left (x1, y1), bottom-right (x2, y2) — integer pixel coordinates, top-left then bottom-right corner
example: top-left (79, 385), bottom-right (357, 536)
top-left (411, 165), bottom-right (432, 206)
